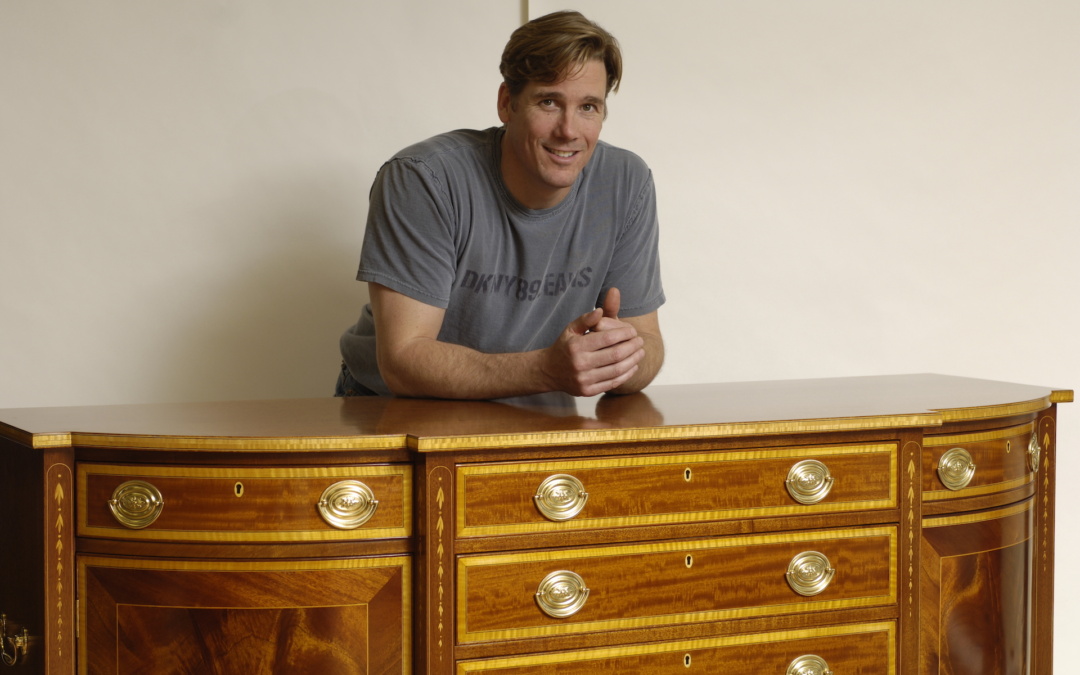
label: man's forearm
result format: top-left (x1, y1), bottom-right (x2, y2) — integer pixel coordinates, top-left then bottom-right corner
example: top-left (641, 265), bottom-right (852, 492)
top-left (379, 337), bottom-right (554, 400)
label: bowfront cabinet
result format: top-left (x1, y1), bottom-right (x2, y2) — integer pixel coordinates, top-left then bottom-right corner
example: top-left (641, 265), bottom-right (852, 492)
top-left (0, 375), bottom-right (1070, 674)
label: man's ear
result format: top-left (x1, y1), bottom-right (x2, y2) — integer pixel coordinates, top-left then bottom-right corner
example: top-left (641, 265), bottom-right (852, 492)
top-left (497, 82), bottom-right (512, 124)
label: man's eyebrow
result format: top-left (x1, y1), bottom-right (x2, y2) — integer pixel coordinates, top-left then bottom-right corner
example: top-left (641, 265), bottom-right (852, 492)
top-left (531, 91), bottom-right (605, 104)
top-left (531, 91), bottom-right (606, 108)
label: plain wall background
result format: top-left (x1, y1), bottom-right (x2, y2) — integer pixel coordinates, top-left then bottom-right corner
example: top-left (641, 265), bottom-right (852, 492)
top-left (2, 0), bottom-right (1077, 665)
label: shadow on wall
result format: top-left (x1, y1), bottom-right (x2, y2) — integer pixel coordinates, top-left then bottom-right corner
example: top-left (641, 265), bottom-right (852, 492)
top-left (150, 91), bottom-right (372, 403)
top-left (157, 172), bottom-right (368, 403)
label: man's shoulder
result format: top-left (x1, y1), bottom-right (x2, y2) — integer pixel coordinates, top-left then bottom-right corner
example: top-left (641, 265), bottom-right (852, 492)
top-left (393, 127), bottom-right (498, 163)
top-left (591, 139), bottom-right (651, 177)
top-left (584, 140), bottom-right (653, 197)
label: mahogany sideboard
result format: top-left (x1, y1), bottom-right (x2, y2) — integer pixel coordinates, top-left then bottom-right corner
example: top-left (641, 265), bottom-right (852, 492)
top-left (0, 374), bottom-right (1071, 674)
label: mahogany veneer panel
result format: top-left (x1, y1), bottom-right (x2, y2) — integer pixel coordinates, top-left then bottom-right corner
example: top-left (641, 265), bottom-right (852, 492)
top-left (79, 556), bottom-right (410, 675)
top-left (921, 504), bottom-right (1033, 675)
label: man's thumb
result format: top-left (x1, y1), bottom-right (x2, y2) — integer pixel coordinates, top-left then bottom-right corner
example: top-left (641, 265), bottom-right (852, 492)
top-left (602, 287), bottom-right (621, 319)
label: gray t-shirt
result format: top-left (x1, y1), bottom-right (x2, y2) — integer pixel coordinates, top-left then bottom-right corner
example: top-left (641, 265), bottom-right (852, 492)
top-left (339, 126), bottom-right (664, 395)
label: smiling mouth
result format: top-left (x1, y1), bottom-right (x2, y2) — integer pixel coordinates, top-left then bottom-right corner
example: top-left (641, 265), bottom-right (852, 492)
top-left (547, 148), bottom-right (577, 158)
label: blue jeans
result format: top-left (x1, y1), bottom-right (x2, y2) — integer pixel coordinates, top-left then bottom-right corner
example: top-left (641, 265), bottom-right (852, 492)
top-left (334, 362), bottom-right (378, 397)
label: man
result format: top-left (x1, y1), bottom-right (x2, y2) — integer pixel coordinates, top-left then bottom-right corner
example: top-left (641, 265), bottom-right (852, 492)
top-left (337, 11), bottom-right (664, 399)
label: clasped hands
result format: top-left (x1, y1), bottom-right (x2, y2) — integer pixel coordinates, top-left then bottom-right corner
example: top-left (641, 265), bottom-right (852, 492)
top-left (541, 287), bottom-right (645, 397)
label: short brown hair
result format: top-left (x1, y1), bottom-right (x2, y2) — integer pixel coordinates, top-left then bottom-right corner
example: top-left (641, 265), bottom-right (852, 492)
top-left (499, 11), bottom-right (622, 98)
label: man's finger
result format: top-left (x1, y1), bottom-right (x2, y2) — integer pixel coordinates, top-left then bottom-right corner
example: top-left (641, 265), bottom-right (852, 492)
top-left (568, 307), bottom-right (604, 335)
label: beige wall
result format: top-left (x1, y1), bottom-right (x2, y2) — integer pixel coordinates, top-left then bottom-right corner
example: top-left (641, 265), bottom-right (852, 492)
top-left (2, 0), bottom-right (1077, 663)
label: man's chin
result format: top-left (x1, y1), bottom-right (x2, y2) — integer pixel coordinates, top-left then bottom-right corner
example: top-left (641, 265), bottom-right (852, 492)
top-left (539, 166), bottom-right (584, 190)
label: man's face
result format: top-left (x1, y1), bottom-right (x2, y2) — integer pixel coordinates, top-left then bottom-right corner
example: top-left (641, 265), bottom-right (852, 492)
top-left (498, 59), bottom-right (607, 210)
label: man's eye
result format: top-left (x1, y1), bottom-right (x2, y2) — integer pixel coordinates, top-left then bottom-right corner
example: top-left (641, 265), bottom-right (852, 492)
top-left (540, 99), bottom-right (557, 108)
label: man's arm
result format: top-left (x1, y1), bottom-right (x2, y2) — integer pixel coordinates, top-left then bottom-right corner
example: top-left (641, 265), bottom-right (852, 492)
top-left (369, 283), bottom-right (648, 399)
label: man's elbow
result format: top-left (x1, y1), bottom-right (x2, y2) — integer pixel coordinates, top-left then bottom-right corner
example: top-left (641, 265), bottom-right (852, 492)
top-left (376, 350), bottom-right (427, 398)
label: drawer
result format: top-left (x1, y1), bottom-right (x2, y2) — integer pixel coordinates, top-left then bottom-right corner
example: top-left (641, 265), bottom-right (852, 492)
top-left (456, 621), bottom-right (895, 673)
top-left (458, 526), bottom-right (896, 643)
top-left (457, 443), bottom-right (896, 537)
top-left (923, 422), bottom-right (1039, 501)
top-left (78, 463), bottom-right (411, 541)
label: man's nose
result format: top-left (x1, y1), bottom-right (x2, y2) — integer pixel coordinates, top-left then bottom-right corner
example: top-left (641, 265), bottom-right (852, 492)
top-left (554, 111), bottom-right (577, 139)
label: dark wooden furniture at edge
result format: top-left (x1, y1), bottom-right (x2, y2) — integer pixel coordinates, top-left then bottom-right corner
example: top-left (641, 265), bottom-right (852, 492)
top-left (0, 374), bottom-right (1072, 674)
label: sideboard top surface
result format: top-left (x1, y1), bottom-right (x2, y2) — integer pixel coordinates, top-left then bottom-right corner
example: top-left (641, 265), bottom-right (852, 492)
top-left (0, 374), bottom-right (1071, 452)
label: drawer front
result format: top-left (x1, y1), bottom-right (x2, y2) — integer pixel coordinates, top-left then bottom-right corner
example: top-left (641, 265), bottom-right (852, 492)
top-left (456, 621), bottom-right (895, 674)
top-left (458, 443), bottom-right (896, 537)
top-left (923, 422), bottom-right (1039, 501)
top-left (458, 526), bottom-right (896, 643)
top-left (78, 463), bottom-right (411, 541)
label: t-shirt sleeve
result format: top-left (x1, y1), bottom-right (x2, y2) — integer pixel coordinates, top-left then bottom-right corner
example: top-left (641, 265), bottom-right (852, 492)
top-left (602, 171), bottom-right (665, 317)
top-left (356, 158), bottom-right (457, 309)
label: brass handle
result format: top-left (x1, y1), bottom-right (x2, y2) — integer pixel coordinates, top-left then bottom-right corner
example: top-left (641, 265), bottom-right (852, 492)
top-left (108, 480), bottom-right (164, 529)
top-left (787, 654), bottom-right (833, 675)
top-left (317, 480), bottom-right (379, 529)
top-left (786, 551), bottom-right (835, 597)
top-left (785, 460), bottom-right (834, 505)
top-left (535, 570), bottom-right (589, 618)
top-left (1028, 432), bottom-right (1042, 473)
top-left (534, 474), bottom-right (588, 521)
top-left (0, 614), bottom-right (31, 666)
top-left (937, 447), bottom-right (976, 490)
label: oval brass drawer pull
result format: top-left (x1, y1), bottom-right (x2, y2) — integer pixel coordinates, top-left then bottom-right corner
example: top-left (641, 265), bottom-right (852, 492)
top-left (786, 551), bottom-right (835, 597)
top-left (937, 447), bottom-right (976, 490)
top-left (787, 654), bottom-right (833, 675)
top-left (534, 474), bottom-right (588, 521)
top-left (1028, 432), bottom-right (1042, 473)
top-left (108, 480), bottom-right (164, 529)
top-left (535, 570), bottom-right (589, 618)
top-left (317, 480), bottom-right (379, 529)
top-left (785, 459), bottom-right (834, 505)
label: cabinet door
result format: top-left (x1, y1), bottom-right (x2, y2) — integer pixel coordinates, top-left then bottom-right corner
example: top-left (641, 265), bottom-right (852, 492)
top-left (78, 556), bottom-right (410, 675)
top-left (921, 500), bottom-right (1032, 675)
